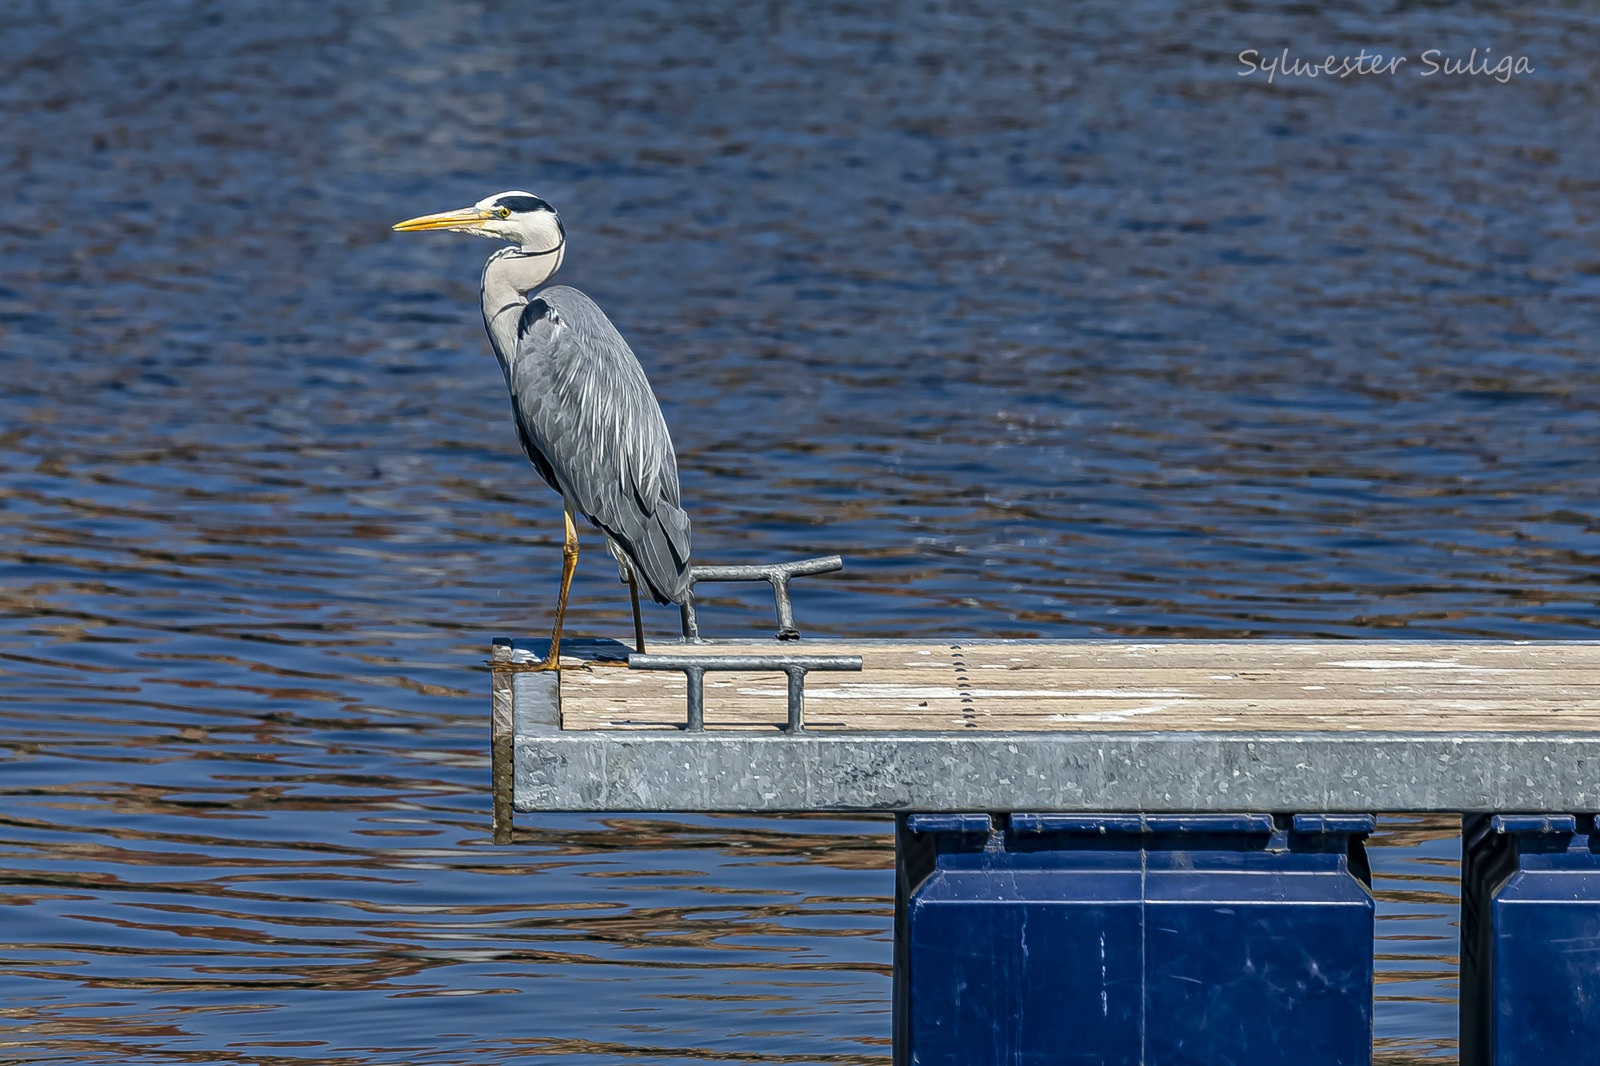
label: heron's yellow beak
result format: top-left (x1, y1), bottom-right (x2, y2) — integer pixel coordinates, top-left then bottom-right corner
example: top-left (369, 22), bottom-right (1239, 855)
top-left (392, 206), bottom-right (493, 232)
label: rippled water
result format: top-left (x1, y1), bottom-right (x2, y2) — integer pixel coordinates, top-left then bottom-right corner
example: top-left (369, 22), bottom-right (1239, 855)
top-left (4, 1), bottom-right (1599, 1061)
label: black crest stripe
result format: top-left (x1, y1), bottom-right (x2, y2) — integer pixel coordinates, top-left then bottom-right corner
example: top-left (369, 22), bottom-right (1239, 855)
top-left (494, 195), bottom-right (554, 214)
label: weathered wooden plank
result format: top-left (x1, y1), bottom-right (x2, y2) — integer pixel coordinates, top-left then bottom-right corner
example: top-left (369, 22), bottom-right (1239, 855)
top-left (550, 640), bottom-right (1600, 734)
top-left (609, 640), bottom-right (1600, 666)
top-left (558, 711), bottom-right (1600, 733)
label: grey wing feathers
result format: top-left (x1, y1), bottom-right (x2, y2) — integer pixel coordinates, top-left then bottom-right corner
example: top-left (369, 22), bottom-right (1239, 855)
top-left (503, 287), bottom-right (692, 604)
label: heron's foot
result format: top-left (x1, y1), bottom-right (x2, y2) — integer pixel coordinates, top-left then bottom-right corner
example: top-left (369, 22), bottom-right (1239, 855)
top-left (527, 652), bottom-right (562, 672)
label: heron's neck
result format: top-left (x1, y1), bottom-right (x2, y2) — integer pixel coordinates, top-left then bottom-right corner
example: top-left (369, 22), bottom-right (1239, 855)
top-left (480, 244), bottom-right (563, 333)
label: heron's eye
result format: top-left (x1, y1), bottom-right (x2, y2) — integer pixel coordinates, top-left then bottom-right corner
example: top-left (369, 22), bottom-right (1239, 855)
top-left (497, 207), bottom-right (511, 219)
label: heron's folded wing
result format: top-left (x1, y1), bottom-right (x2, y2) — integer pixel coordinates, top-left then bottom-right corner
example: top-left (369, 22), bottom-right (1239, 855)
top-left (506, 290), bottom-right (692, 600)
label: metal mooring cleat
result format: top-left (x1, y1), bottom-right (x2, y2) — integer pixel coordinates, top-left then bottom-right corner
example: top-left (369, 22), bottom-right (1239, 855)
top-left (628, 652), bottom-right (863, 732)
top-left (678, 554), bottom-right (843, 642)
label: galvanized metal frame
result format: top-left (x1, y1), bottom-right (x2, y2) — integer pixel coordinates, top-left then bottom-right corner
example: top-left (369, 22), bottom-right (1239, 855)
top-left (511, 726), bottom-right (1600, 814)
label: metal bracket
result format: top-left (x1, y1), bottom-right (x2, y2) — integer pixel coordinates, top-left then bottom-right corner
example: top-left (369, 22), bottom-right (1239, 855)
top-left (678, 555), bottom-right (843, 642)
top-left (628, 652), bottom-right (862, 732)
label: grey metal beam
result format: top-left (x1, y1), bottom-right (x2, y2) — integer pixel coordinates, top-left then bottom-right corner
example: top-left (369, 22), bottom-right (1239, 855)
top-left (512, 730), bottom-right (1600, 813)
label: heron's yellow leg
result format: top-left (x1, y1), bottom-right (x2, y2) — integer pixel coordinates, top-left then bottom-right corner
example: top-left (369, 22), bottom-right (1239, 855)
top-left (532, 511), bottom-right (579, 671)
top-left (629, 571), bottom-right (646, 654)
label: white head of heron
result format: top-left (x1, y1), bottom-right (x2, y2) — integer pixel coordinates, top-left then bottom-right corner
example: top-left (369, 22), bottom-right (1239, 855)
top-left (393, 190), bottom-right (566, 256)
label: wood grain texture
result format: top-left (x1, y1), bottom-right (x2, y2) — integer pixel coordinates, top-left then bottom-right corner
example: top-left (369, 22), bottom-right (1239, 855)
top-left (550, 641), bottom-right (1600, 733)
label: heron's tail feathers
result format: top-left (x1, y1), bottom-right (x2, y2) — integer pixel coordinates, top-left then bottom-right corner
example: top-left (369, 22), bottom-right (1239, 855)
top-left (617, 504), bottom-right (692, 606)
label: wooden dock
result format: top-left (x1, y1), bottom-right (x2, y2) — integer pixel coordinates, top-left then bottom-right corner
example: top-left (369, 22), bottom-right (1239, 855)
top-left (554, 640), bottom-right (1600, 734)
top-left (497, 639), bottom-right (1600, 816)
top-left (491, 637), bottom-right (1600, 1061)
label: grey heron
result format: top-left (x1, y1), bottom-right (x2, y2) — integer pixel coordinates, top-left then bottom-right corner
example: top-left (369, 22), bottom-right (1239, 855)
top-left (393, 191), bottom-right (692, 670)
